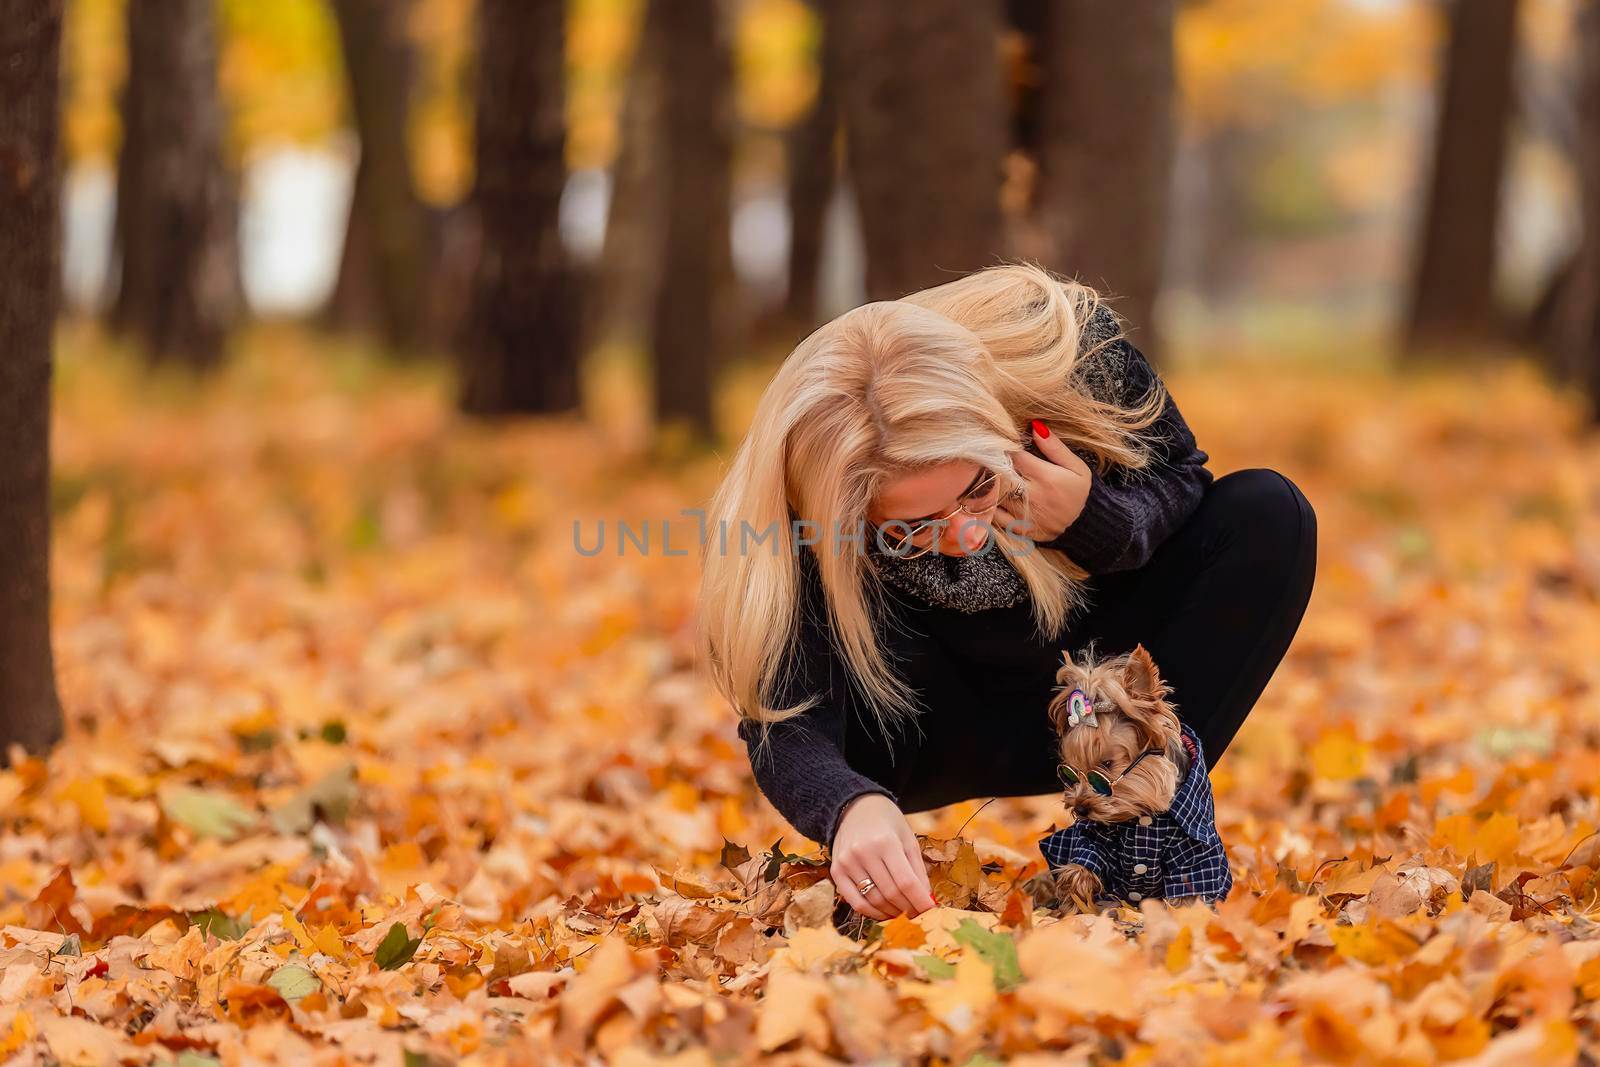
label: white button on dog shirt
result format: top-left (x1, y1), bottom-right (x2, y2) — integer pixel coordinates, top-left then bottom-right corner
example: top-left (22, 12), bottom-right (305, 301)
top-left (1133, 863), bottom-right (1148, 875)
top-left (1128, 892), bottom-right (1142, 901)
top-left (1138, 816), bottom-right (1153, 826)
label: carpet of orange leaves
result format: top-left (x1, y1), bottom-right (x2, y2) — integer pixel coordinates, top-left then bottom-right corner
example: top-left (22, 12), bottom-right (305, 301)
top-left (3, 326), bottom-right (1600, 1065)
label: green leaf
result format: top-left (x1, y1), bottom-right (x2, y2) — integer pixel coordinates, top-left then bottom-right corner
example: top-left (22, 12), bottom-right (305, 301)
top-left (913, 953), bottom-right (955, 980)
top-left (952, 918), bottom-right (1022, 991)
top-left (347, 501), bottom-right (381, 551)
top-left (960, 1056), bottom-right (1004, 1067)
top-left (1475, 725), bottom-right (1554, 760)
top-left (56, 933), bottom-right (82, 957)
top-left (160, 786), bottom-right (258, 841)
top-left (762, 837), bottom-right (788, 881)
top-left (236, 728), bottom-right (280, 753)
top-left (176, 1054), bottom-right (222, 1067)
top-left (375, 921), bottom-right (423, 970)
top-left (761, 837), bottom-right (828, 881)
top-left (270, 763), bottom-right (358, 835)
top-left (319, 720), bottom-right (348, 744)
top-left (191, 908), bottom-right (250, 940)
top-left (266, 963), bottom-right (321, 1000)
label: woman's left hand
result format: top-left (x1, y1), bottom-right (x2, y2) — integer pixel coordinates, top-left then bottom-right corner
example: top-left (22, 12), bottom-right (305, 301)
top-left (996, 419), bottom-right (1093, 544)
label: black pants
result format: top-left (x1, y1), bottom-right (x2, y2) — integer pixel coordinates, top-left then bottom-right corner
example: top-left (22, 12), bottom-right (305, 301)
top-left (1063, 467), bottom-right (1318, 769)
top-left (889, 467), bottom-right (1318, 812)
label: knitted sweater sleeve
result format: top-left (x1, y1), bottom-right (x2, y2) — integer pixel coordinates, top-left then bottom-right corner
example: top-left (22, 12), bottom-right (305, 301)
top-left (1042, 328), bottom-right (1215, 575)
top-left (736, 554), bottom-right (899, 850)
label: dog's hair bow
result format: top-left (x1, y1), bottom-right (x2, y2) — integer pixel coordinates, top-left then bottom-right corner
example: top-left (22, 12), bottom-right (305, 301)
top-left (1064, 688), bottom-right (1097, 728)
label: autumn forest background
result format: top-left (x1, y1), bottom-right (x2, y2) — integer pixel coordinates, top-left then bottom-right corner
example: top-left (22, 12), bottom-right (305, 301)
top-left (3, 0), bottom-right (1600, 1063)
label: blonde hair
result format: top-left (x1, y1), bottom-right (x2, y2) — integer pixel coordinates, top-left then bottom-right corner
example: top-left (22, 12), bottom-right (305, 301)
top-left (696, 261), bottom-right (1170, 750)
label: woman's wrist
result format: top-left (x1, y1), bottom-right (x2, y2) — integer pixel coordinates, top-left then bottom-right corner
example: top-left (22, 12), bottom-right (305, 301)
top-left (828, 787), bottom-right (897, 850)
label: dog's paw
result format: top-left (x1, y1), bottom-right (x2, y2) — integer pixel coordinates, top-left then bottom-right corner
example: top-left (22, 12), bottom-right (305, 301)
top-left (1050, 864), bottom-right (1103, 910)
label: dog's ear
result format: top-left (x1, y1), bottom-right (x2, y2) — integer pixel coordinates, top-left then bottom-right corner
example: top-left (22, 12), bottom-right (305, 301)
top-left (1053, 648), bottom-right (1085, 689)
top-left (1049, 650), bottom-right (1086, 734)
top-left (1120, 644), bottom-right (1177, 746)
top-left (1121, 644), bottom-right (1169, 704)
top-left (1046, 684), bottom-right (1073, 735)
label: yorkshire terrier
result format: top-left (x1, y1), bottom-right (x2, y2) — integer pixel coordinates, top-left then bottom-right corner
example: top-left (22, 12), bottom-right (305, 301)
top-left (1039, 642), bottom-right (1233, 910)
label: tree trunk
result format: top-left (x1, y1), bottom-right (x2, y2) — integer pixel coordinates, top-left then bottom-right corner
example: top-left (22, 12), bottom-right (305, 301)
top-left (998, 0), bottom-right (1049, 163)
top-left (782, 0), bottom-right (838, 332)
top-left (326, 0), bottom-right (433, 355)
top-left (111, 0), bottom-right (240, 369)
top-left (588, 3), bottom-right (668, 357)
top-left (106, 25), bottom-right (143, 332)
top-left (830, 0), bottom-right (1009, 301)
top-left (1038, 0), bottom-right (1176, 354)
top-left (0, 0), bottom-right (66, 759)
top-left (650, 0), bottom-right (736, 442)
top-left (457, 0), bottom-right (581, 416)
top-left (1403, 0), bottom-right (1521, 354)
top-left (1550, 0), bottom-right (1600, 420)
top-left (1181, 122), bottom-right (1258, 309)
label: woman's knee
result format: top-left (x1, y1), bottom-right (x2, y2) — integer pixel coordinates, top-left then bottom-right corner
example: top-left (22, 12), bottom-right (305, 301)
top-left (1210, 468), bottom-right (1317, 570)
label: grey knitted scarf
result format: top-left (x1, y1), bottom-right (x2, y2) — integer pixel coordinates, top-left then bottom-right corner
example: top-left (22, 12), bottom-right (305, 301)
top-left (865, 531), bottom-right (1031, 614)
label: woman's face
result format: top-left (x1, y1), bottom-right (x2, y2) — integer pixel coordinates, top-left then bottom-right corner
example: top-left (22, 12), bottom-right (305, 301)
top-left (867, 461), bottom-right (998, 556)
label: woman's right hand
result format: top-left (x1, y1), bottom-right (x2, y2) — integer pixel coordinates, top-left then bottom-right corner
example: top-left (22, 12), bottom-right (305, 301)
top-left (829, 793), bottom-right (939, 919)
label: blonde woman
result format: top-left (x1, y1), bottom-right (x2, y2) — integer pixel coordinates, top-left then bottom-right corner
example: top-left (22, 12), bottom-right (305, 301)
top-left (696, 262), bottom-right (1316, 921)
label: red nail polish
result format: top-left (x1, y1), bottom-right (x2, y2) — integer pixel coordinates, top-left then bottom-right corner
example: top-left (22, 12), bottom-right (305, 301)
top-left (1032, 419), bottom-right (1050, 439)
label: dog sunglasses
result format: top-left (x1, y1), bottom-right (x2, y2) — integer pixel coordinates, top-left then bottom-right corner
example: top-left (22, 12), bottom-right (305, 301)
top-left (1056, 747), bottom-right (1165, 797)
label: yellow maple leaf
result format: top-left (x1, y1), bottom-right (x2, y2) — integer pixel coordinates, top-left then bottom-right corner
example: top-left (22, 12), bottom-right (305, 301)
top-left (60, 778), bottom-right (109, 833)
top-left (1430, 811), bottom-right (1522, 866)
top-left (878, 914), bottom-right (926, 951)
top-left (1310, 724), bottom-right (1371, 781)
top-left (1165, 924), bottom-right (1194, 974)
top-left (901, 950), bottom-right (996, 1033)
top-left (312, 923), bottom-right (346, 960)
top-left (281, 908), bottom-right (316, 953)
top-left (1015, 922), bottom-right (1143, 1024)
top-left (1327, 915), bottom-right (1422, 966)
top-left (0, 1011), bottom-right (35, 1057)
top-left (771, 925), bottom-right (860, 973)
top-left (755, 969), bottom-right (831, 1052)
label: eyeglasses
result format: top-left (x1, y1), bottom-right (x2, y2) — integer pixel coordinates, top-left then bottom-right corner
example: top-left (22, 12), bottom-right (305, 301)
top-left (873, 467), bottom-right (1021, 559)
top-left (1057, 748), bottom-right (1165, 797)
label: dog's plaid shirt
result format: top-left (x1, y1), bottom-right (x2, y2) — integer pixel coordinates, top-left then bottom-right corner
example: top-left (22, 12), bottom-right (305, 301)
top-left (1039, 721), bottom-right (1233, 904)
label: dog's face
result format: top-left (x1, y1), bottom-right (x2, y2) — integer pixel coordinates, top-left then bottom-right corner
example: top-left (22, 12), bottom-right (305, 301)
top-left (1047, 643), bottom-right (1184, 825)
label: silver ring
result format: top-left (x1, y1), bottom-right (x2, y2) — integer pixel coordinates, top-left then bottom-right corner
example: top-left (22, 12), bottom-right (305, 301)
top-left (857, 877), bottom-right (876, 895)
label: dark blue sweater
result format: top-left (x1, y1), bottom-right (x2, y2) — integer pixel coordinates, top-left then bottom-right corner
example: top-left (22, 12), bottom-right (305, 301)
top-left (737, 331), bottom-right (1215, 848)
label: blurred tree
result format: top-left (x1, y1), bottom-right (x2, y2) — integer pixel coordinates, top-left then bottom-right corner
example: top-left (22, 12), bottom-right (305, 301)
top-left (325, 0), bottom-right (433, 354)
top-left (649, 0), bottom-right (736, 443)
top-left (1005, 0), bottom-right (1047, 162)
top-left (1404, 0), bottom-right (1521, 354)
top-left (830, 0), bottom-right (1008, 301)
top-left (780, 0), bottom-right (837, 332)
top-left (1038, 0), bottom-right (1177, 354)
top-left (590, 0), bottom-right (666, 358)
top-left (1171, 0), bottom-right (1430, 312)
top-left (109, 0), bottom-right (241, 369)
top-left (0, 0), bottom-right (66, 757)
top-left (457, 0), bottom-right (581, 415)
top-left (1548, 0), bottom-right (1600, 420)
